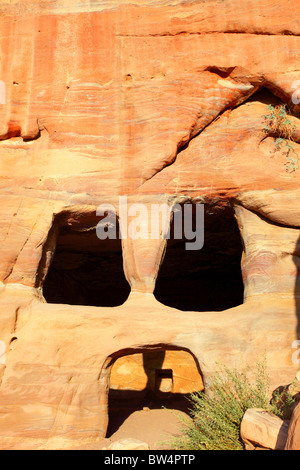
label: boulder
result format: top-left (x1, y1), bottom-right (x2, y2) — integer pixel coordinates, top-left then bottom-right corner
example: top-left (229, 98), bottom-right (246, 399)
top-left (285, 403), bottom-right (300, 450)
top-left (288, 371), bottom-right (300, 401)
top-left (240, 408), bottom-right (289, 450)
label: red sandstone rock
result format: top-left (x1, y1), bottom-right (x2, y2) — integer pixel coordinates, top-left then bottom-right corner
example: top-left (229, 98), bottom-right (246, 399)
top-left (241, 408), bottom-right (289, 450)
top-left (0, 0), bottom-right (299, 450)
top-left (285, 402), bottom-right (300, 450)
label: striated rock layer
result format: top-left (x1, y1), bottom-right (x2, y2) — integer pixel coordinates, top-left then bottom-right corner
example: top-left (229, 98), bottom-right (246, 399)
top-left (0, 0), bottom-right (300, 449)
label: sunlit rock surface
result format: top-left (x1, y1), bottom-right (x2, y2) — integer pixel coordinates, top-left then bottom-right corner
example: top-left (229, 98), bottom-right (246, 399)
top-left (0, 0), bottom-right (300, 449)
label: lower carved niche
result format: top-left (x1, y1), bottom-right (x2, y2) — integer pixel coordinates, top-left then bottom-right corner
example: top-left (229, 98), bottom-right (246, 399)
top-left (106, 348), bottom-right (204, 438)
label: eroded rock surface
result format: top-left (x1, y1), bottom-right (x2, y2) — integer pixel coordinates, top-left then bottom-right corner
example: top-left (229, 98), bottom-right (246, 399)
top-left (241, 408), bottom-right (289, 450)
top-left (286, 402), bottom-right (300, 450)
top-left (0, 0), bottom-right (300, 449)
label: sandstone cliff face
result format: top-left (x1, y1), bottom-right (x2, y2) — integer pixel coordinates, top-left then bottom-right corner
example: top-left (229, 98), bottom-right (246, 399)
top-left (0, 0), bottom-right (300, 449)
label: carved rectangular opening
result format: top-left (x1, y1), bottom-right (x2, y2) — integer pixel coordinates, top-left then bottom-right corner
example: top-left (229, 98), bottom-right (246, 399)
top-left (155, 369), bottom-right (173, 393)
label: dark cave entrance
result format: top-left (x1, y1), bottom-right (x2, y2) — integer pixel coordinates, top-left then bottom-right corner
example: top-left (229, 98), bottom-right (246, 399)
top-left (154, 204), bottom-right (244, 311)
top-left (42, 212), bottom-right (130, 307)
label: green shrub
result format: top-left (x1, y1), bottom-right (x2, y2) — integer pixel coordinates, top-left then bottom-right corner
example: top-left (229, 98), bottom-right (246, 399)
top-left (263, 104), bottom-right (298, 172)
top-left (168, 359), bottom-right (295, 451)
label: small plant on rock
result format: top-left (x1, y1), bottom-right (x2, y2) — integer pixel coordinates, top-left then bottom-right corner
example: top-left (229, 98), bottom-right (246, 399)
top-left (263, 104), bottom-right (299, 172)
